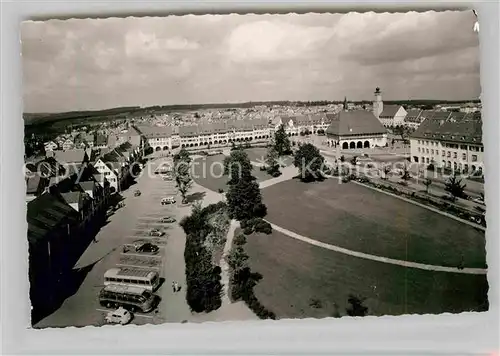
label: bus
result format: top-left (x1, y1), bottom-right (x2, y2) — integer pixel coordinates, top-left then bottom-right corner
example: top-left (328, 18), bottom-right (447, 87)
top-left (104, 268), bottom-right (160, 291)
top-left (98, 284), bottom-right (158, 313)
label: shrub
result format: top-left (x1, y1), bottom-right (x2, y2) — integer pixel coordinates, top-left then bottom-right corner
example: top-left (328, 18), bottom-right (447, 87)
top-left (254, 220), bottom-right (272, 234)
top-left (217, 188), bottom-right (224, 193)
top-left (243, 226), bottom-right (254, 235)
top-left (259, 166), bottom-right (267, 171)
top-left (181, 203), bottom-right (227, 313)
top-left (253, 203), bottom-right (268, 218)
top-left (234, 233), bottom-right (247, 246)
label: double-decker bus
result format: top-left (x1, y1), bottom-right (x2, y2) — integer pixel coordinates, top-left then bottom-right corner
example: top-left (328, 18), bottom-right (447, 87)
top-left (98, 284), bottom-right (158, 313)
top-left (104, 268), bottom-right (160, 291)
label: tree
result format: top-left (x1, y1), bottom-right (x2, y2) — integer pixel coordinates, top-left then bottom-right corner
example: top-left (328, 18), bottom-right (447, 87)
top-left (340, 155), bottom-right (345, 163)
top-left (346, 294), bottom-right (368, 317)
top-left (350, 156), bottom-right (358, 166)
top-left (265, 146), bottom-right (280, 177)
top-left (174, 149), bottom-right (192, 204)
top-left (423, 178), bottom-right (432, 194)
top-left (293, 143), bottom-right (325, 182)
top-left (223, 149), bottom-right (254, 185)
top-left (226, 150), bottom-right (267, 221)
top-left (444, 175), bottom-right (466, 202)
top-left (226, 178), bottom-right (266, 221)
top-left (274, 124), bottom-right (292, 156)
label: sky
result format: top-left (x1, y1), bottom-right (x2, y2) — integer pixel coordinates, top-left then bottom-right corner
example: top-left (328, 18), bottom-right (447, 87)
top-left (22, 11), bottom-right (480, 113)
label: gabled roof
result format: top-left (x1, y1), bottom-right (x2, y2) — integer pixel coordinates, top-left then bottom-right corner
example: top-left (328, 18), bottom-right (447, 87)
top-left (27, 192), bottom-right (79, 244)
top-left (326, 110), bottom-right (387, 136)
top-left (95, 134), bottom-right (107, 146)
top-left (404, 110), bottom-right (423, 123)
top-left (379, 105), bottom-right (402, 118)
top-left (179, 125), bottom-right (199, 137)
top-left (52, 149), bottom-right (87, 164)
top-left (60, 191), bottom-right (82, 205)
top-left (26, 175), bottom-right (43, 194)
top-left (410, 112), bottom-right (482, 144)
top-left (79, 181), bottom-right (95, 192)
top-left (136, 125), bottom-right (172, 138)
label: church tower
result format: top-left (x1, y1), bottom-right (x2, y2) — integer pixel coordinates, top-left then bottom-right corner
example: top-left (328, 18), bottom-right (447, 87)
top-left (372, 87), bottom-right (383, 118)
top-left (343, 96), bottom-right (348, 111)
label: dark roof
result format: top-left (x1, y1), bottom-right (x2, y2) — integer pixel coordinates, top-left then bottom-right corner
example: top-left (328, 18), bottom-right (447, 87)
top-left (53, 149), bottom-right (87, 164)
top-left (379, 105), bottom-right (402, 117)
top-left (27, 192), bottom-right (79, 244)
top-left (95, 134), bottom-right (107, 146)
top-left (26, 175), bottom-right (42, 194)
top-left (326, 110), bottom-right (388, 136)
top-left (79, 181), bottom-right (95, 192)
top-left (410, 112), bottom-right (482, 144)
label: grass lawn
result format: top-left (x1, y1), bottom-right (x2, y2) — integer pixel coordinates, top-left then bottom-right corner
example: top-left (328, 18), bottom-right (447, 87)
top-left (192, 154), bottom-right (273, 193)
top-left (243, 229), bottom-right (489, 319)
top-left (261, 179), bottom-right (486, 268)
top-left (243, 147), bottom-right (293, 166)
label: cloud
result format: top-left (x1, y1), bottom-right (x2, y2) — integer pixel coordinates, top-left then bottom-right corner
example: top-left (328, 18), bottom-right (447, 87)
top-left (21, 11), bottom-right (480, 113)
top-left (225, 20), bottom-right (333, 63)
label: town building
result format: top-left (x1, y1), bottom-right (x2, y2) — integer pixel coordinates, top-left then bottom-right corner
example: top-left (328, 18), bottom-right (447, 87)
top-left (272, 114), bottom-right (331, 136)
top-left (135, 125), bottom-right (173, 152)
top-left (372, 87), bottom-right (407, 127)
top-left (325, 110), bottom-right (388, 149)
top-left (409, 111), bottom-right (483, 175)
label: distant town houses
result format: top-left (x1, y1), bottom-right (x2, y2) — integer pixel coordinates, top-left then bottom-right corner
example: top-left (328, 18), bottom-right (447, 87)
top-left (409, 111), bottom-right (484, 175)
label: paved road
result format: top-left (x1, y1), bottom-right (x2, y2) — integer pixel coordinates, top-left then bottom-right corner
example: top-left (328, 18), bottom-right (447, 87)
top-left (35, 157), bottom-right (192, 327)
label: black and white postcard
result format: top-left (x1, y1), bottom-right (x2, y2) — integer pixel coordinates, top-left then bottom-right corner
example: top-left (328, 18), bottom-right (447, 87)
top-left (22, 10), bottom-right (488, 329)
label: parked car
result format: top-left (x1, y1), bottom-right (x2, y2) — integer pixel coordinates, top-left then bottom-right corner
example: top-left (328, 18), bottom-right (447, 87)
top-left (160, 216), bottom-right (176, 223)
top-left (104, 307), bottom-right (133, 325)
top-left (149, 229), bottom-right (164, 237)
top-left (134, 190), bottom-right (141, 197)
top-left (161, 197), bottom-right (176, 205)
top-left (136, 242), bottom-right (159, 254)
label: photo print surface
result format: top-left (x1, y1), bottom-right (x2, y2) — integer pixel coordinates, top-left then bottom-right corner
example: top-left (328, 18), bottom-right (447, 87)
top-left (22, 10), bottom-right (487, 328)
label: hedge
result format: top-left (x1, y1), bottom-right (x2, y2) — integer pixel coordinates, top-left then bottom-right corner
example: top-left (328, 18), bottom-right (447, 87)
top-left (180, 203), bottom-right (228, 313)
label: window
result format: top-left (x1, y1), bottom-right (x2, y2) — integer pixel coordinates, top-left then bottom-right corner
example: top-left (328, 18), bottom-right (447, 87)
top-left (431, 149), bottom-right (434, 154)
top-left (453, 152), bottom-right (457, 159)
top-left (472, 155), bottom-right (478, 162)
top-left (426, 158), bottom-right (429, 164)
top-left (462, 153), bottom-right (466, 160)
top-left (426, 149), bottom-right (429, 154)
top-left (480, 147), bottom-right (484, 152)
top-left (442, 151), bottom-right (445, 157)
top-left (447, 151), bottom-right (451, 158)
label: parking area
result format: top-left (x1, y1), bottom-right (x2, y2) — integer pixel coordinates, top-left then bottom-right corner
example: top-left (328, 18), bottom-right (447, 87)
top-left (35, 157), bottom-right (192, 328)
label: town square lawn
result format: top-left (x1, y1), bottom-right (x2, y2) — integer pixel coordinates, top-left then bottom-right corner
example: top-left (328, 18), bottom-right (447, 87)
top-left (192, 154), bottom-right (273, 193)
top-left (243, 147), bottom-right (293, 166)
top-left (261, 179), bottom-right (487, 268)
top-left (243, 229), bottom-right (489, 319)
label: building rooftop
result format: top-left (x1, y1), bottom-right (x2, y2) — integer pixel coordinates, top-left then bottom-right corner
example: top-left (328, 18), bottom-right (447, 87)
top-left (410, 112), bottom-right (482, 145)
top-left (52, 149), bottom-right (87, 164)
top-left (326, 110), bottom-right (388, 136)
top-left (379, 105), bottom-right (402, 117)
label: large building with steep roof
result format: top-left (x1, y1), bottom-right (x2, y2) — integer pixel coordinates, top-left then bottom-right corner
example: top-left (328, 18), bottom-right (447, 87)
top-left (410, 111), bottom-right (483, 174)
top-left (325, 110), bottom-right (388, 149)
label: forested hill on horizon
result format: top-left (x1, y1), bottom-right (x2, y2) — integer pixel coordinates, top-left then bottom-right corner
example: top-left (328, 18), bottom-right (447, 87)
top-left (24, 99), bottom-right (481, 126)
